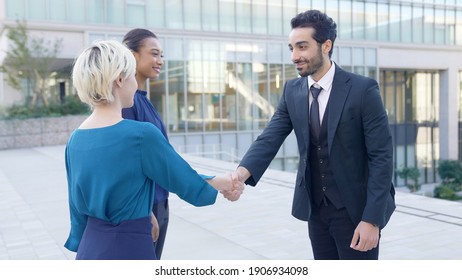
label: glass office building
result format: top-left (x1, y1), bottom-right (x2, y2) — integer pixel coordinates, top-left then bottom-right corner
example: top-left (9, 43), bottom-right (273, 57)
top-left (1, 0), bottom-right (462, 185)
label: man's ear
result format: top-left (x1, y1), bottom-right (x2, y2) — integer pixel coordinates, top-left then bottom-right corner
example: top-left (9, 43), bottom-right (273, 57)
top-left (322, 40), bottom-right (332, 55)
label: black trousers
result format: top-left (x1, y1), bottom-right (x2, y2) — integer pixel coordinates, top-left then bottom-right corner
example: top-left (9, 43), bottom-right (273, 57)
top-left (308, 198), bottom-right (379, 260)
top-left (153, 199), bottom-right (169, 259)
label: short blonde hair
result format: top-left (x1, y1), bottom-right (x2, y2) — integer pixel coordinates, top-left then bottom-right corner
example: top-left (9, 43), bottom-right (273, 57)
top-left (72, 40), bottom-right (136, 107)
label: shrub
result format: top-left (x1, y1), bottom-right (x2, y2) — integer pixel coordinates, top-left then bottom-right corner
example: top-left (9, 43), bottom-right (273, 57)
top-left (3, 94), bottom-right (89, 119)
top-left (396, 166), bottom-right (421, 192)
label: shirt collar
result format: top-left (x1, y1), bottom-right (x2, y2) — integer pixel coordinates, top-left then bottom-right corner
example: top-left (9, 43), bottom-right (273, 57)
top-left (308, 61), bottom-right (336, 91)
top-left (136, 89), bottom-right (147, 96)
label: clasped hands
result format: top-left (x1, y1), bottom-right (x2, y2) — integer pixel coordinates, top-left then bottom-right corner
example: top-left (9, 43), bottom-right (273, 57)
top-left (209, 171), bottom-right (246, 202)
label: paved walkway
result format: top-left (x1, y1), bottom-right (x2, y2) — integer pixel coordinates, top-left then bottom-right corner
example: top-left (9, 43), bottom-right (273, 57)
top-left (0, 145), bottom-right (461, 260)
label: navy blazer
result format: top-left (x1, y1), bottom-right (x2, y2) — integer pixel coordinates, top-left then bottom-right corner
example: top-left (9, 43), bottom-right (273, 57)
top-left (240, 64), bottom-right (395, 229)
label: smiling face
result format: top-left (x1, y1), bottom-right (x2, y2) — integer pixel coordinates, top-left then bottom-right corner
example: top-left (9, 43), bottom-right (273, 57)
top-left (288, 27), bottom-right (332, 81)
top-left (132, 37), bottom-right (164, 85)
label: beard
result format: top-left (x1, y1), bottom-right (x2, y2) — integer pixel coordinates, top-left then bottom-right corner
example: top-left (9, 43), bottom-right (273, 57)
top-left (296, 48), bottom-right (324, 78)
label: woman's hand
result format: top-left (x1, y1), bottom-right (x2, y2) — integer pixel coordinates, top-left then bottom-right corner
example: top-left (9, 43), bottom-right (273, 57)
top-left (151, 213), bottom-right (159, 241)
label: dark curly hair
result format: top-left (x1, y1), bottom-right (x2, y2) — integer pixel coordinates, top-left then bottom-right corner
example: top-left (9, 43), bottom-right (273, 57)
top-left (291, 10), bottom-right (337, 58)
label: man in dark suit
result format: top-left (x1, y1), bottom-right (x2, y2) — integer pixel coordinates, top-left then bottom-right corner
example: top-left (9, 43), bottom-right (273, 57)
top-left (231, 10), bottom-right (395, 260)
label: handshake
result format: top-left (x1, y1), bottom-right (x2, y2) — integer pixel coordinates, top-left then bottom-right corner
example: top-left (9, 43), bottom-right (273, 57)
top-left (208, 167), bottom-right (250, 202)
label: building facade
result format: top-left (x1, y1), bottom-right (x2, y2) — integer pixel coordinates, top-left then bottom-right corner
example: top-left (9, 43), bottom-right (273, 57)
top-left (1, 0), bottom-right (462, 185)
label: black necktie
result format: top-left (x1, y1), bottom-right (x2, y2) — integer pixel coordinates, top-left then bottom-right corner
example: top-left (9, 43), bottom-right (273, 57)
top-left (310, 85), bottom-right (322, 139)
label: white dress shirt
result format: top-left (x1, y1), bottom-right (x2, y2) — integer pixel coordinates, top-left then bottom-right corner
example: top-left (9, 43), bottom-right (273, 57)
top-left (308, 62), bottom-right (336, 124)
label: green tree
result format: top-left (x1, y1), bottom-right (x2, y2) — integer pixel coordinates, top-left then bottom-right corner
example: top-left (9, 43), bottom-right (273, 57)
top-left (1, 20), bottom-right (62, 108)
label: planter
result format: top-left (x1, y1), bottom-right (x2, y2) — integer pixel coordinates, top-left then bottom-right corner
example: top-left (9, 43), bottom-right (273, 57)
top-left (0, 115), bottom-right (87, 150)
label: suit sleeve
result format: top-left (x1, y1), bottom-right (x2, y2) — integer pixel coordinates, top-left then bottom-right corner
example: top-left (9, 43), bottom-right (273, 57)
top-left (239, 81), bottom-right (294, 186)
top-left (360, 79), bottom-right (394, 227)
top-left (140, 124), bottom-right (218, 206)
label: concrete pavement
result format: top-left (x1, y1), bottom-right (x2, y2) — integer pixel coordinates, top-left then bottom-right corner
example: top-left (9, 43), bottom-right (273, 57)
top-left (0, 145), bottom-right (461, 260)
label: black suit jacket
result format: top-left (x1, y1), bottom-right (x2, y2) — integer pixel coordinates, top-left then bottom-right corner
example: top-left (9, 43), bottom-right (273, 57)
top-left (240, 64), bottom-right (395, 229)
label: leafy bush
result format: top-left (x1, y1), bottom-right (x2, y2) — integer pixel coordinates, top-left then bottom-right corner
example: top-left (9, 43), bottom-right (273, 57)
top-left (3, 94), bottom-right (89, 119)
top-left (396, 166), bottom-right (421, 192)
top-left (438, 160), bottom-right (462, 184)
top-left (434, 183), bottom-right (462, 200)
top-left (434, 160), bottom-right (462, 201)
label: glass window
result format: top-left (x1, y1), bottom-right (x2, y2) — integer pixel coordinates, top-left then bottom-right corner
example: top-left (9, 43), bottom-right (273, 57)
top-left (107, 0), bottom-right (124, 25)
top-left (224, 62), bottom-right (237, 131)
top-left (127, 4), bottom-right (145, 26)
top-left (311, 0), bottom-right (324, 11)
top-left (202, 41), bottom-right (222, 131)
top-left (166, 61), bottom-right (186, 133)
top-left (166, 0), bottom-right (183, 29)
top-left (365, 2), bottom-right (377, 40)
top-left (87, 0), bottom-right (105, 24)
top-left (268, 42), bottom-right (283, 63)
top-left (352, 1), bottom-right (365, 40)
top-left (412, 5), bottom-right (424, 44)
top-left (268, 0), bottom-right (283, 36)
top-left (446, 9), bottom-right (456, 45)
top-left (220, 0), bottom-right (235, 32)
top-left (89, 33), bottom-right (105, 43)
top-left (146, 0), bottom-right (164, 28)
top-left (237, 62), bottom-right (253, 130)
top-left (434, 8), bottom-right (445, 44)
top-left (338, 47), bottom-right (352, 67)
top-left (424, 6), bottom-right (434, 44)
top-left (252, 0), bottom-right (267, 34)
top-left (236, 0), bottom-right (251, 33)
top-left (377, 3), bottom-right (389, 41)
top-left (68, 0), bottom-right (85, 23)
top-left (457, 11), bottom-right (462, 45)
top-left (338, 0), bottom-right (352, 39)
top-left (49, 0), bottom-right (66, 21)
top-left (389, 4), bottom-right (400, 42)
top-left (6, 0), bottom-right (25, 19)
top-left (401, 4), bottom-right (412, 43)
top-left (186, 40), bottom-right (204, 132)
top-left (269, 64), bottom-right (283, 108)
top-left (365, 48), bottom-right (376, 66)
top-left (202, 0), bottom-right (219, 32)
top-left (283, 0), bottom-right (297, 35)
top-left (27, 0), bottom-right (46, 20)
top-left (297, 0), bottom-right (310, 13)
top-left (254, 62), bottom-right (269, 129)
top-left (284, 64), bottom-right (299, 82)
top-left (184, 0), bottom-right (201, 30)
top-left (352, 48), bottom-right (364, 67)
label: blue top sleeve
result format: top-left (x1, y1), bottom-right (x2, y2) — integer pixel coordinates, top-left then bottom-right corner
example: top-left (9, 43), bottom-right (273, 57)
top-left (140, 123), bottom-right (218, 206)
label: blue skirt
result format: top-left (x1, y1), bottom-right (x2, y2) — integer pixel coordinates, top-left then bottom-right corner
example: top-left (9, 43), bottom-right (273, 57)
top-left (76, 216), bottom-right (156, 260)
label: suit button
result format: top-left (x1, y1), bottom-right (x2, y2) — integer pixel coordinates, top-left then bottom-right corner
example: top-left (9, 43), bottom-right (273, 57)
top-left (317, 146), bottom-right (321, 151)
top-left (322, 186), bottom-right (326, 191)
top-left (319, 159), bottom-right (323, 164)
top-left (321, 174), bottom-right (325, 178)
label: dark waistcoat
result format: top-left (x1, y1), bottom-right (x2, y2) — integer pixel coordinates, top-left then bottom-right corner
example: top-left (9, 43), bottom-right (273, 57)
top-left (309, 105), bottom-right (345, 209)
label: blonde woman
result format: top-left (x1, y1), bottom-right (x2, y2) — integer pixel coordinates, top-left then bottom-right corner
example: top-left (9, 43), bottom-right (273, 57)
top-left (64, 40), bottom-right (241, 260)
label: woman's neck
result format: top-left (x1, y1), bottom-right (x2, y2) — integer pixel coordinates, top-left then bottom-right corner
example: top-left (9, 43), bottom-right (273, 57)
top-left (136, 76), bottom-right (148, 91)
top-left (79, 103), bottom-right (123, 129)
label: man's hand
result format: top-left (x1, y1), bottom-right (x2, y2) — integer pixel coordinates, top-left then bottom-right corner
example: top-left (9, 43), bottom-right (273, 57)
top-left (350, 221), bottom-right (379, 252)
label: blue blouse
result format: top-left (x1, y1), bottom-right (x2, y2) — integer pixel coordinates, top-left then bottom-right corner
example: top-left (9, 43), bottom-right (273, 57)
top-left (64, 120), bottom-right (217, 252)
top-left (122, 90), bottom-right (169, 203)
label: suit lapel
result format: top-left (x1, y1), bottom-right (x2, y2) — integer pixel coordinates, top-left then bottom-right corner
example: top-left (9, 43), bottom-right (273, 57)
top-left (327, 65), bottom-right (351, 155)
top-left (294, 77), bottom-right (309, 145)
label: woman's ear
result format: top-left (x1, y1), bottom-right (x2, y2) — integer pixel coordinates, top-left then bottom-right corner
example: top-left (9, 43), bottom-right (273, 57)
top-left (115, 75), bottom-right (124, 88)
